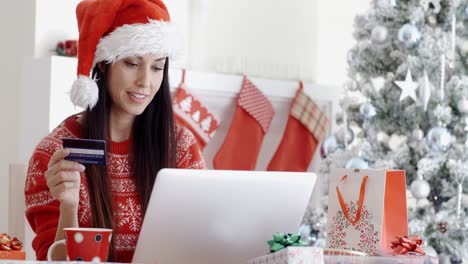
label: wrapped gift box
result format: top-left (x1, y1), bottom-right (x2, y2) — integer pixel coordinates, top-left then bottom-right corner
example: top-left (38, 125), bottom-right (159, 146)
top-left (0, 250), bottom-right (26, 260)
top-left (248, 247), bottom-right (324, 264)
top-left (0, 233), bottom-right (25, 260)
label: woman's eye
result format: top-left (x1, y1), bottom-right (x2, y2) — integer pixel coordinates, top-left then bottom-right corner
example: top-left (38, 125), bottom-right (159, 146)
top-left (125, 61), bottom-right (138, 67)
top-left (152, 66), bottom-right (163, 71)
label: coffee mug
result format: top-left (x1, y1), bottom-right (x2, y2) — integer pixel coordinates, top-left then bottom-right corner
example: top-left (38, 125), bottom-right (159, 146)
top-left (47, 227), bottom-right (112, 262)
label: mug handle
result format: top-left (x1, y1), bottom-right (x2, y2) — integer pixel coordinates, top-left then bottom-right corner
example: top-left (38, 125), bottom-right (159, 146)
top-left (47, 239), bottom-right (66, 261)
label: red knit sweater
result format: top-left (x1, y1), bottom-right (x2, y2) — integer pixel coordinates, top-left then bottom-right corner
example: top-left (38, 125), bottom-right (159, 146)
top-left (25, 115), bottom-right (207, 262)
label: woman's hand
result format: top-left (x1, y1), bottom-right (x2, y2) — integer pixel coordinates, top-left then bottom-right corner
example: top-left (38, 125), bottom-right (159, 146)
top-left (45, 149), bottom-right (85, 209)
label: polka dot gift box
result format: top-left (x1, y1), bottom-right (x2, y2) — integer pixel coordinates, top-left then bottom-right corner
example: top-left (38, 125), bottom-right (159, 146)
top-left (47, 228), bottom-right (112, 262)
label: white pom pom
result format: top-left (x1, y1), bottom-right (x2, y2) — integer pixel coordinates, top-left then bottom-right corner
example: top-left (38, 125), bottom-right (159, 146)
top-left (70, 75), bottom-right (99, 109)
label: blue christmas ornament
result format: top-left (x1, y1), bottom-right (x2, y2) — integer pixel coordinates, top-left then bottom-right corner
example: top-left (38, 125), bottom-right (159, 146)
top-left (365, 9), bottom-right (376, 19)
top-left (426, 126), bottom-right (451, 152)
top-left (320, 136), bottom-right (339, 158)
top-left (398, 24), bottom-right (421, 49)
top-left (345, 157), bottom-right (369, 169)
top-left (359, 102), bottom-right (377, 119)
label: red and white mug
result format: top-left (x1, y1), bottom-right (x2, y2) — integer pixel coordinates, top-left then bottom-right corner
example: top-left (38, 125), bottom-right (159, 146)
top-left (47, 228), bottom-right (112, 262)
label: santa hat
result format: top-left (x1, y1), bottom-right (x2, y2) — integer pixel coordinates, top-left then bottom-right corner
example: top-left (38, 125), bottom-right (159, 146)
top-left (71, 0), bottom-right (180, 109)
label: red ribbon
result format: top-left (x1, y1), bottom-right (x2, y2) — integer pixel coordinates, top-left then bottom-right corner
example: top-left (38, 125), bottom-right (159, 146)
top-left (336, 175), bottom-right (368, 225)
top-left (0, 234), bottom-right (23, 251)
top-left (391, 235), bottom-right (425, 255)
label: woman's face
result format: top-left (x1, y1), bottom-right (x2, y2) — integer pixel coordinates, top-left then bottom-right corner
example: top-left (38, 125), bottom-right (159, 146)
top-left (106, 54), bottom-right (166, 118)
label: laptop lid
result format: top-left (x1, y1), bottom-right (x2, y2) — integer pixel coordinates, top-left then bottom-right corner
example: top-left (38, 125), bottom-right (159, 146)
top-left (132, 169), bottom-right (317, 264)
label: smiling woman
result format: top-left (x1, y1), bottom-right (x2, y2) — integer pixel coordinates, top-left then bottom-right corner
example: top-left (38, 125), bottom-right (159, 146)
top-left (105, 55), bottom-right (166, 118)
top-left (24, 0), bottom-right (206, 263)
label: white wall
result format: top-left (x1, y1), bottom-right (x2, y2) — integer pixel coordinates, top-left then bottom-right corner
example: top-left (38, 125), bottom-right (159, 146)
top-left (184, 0), bottom-right (371, 86)
top-left (164, 0), bottom-right (190, 68)
top-left (315, 0), bottom-right (372, 87)
top-left (186, 0), bottom-right (318, 81)
top-left (0, 0), bottom-right (82, 256)
top-left (0, 1), bottom-right (36, 235)
top-left (34, 0), bottom-right (81, 58)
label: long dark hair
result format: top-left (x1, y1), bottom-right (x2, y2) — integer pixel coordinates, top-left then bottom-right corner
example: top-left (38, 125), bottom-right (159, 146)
top-left (81, 58), bottom-right (176, 260)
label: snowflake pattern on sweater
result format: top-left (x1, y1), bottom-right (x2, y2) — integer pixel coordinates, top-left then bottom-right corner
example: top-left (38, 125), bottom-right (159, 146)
top-left (25, 115), bottom-right (207, 262)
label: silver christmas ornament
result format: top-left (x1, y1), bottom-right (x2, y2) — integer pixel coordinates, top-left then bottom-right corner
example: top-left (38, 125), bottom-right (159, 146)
top-left (398, 24), bottom-right (422, 49)
top-left (320, 136), bottom-right (339, 158)
top-left (345, 157), bottom-right (369, 169)
top-left (410, 179), bottom-right (431, 200)
top-left (371, 26), bottom-right (388, 44)
top-left (427, 126), bottom-right (451, 152)
top-left (412, 128), bottom-right (424, 141)
top-left (395, 69), bottom-right (419, 102)
top-left (457, 99), bottom-right (468, 114)
top-left (359, 102), bottom-right (377, 119)
top-left (335, 127), bottom-right (355, 146)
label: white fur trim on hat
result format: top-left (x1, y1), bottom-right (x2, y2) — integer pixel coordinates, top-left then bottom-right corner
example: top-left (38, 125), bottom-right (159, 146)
top-left (71, 75), bottom-right (99, 109)
top-left (93, 19), bottom-right (181, 66)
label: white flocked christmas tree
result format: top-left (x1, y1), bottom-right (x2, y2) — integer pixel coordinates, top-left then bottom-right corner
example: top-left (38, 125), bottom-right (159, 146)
top-left (303, 0), bottom-right (468, 262)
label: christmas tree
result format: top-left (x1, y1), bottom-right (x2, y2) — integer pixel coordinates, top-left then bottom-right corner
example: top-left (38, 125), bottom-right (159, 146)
top-left (303, 0), bottom-right (468, 262)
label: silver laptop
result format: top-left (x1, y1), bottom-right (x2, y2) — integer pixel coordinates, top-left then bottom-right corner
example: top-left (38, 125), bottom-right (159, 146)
top-left (132, 169), bottom-right (317, 264)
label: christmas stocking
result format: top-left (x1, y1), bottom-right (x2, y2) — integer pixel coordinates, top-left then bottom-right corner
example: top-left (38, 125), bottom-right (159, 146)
top-left (213, 76), bottom-right (275, 170)
top-left (173, 69), bottom-right (220, 149)
top-left (267, 82), bottom-right (329, 171)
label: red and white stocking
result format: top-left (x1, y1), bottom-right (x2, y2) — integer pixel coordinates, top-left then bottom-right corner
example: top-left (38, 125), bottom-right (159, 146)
top-left (213, 77), bottom-right (275, 170)
top-left (173, 70), bottom-right (220, 149)
top-left (267, 82), bottom-right (328, 171)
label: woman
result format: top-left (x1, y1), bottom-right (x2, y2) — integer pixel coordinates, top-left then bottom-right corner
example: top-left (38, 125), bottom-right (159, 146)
top-left (24, 0), bottom-right (206, 262)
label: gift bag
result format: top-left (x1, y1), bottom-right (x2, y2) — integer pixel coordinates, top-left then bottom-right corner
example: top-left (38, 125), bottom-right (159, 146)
top-left (326, 168), bottom-right (408, 255)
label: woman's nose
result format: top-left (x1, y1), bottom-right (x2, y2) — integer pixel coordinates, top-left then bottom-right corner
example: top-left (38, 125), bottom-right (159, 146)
top-left (136, 68), bottom-right (151, 88)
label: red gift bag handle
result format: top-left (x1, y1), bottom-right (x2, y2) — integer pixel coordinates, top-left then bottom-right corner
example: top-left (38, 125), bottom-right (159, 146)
top-left (336, 175), bottom-right (368, 226)
top-left (181, 68), bottom-right (186, 84)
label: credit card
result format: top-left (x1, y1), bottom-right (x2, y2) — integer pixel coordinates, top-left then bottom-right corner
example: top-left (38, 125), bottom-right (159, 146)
top-left (62, 138), bottom-right (107, 166)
